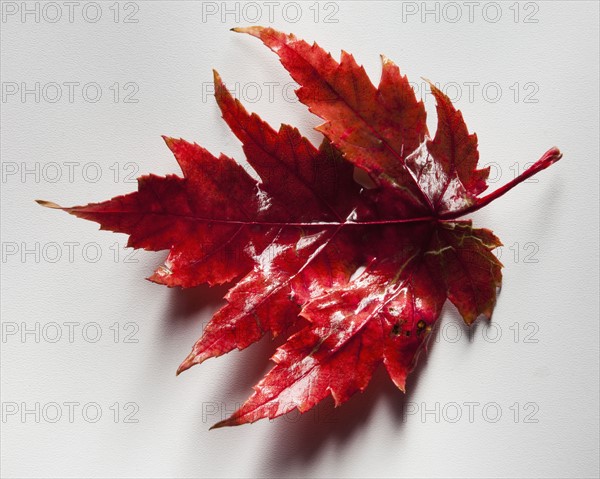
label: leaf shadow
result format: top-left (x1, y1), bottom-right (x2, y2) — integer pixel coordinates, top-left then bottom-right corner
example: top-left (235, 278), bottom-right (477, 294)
top-left (253, 332), bottom-right (435, 476)
top-left (165, 284), bottom-right (230, 328)
top-left (161, 286), bottom-right (483, 473)
top-left (150, 283), bottom-right (230, 379)
top-left (163, 283), bottom-right (295, 399)
top-left (533, 178), bottom-right (563, 234)
top-left (215, 318), bottom-right (312, 401)
top-left (215, 334), bottom-right (287, 399)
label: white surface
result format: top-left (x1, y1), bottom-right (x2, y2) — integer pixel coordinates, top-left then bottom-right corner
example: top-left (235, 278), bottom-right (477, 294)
top-left (1, 1), bottom-right (599, 478)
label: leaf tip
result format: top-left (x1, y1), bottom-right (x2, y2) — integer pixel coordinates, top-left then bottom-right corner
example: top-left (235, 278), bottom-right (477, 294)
top-left (176, 351), bottom-right (199, 376)
top-left (387, 372), bottom-right (407, 393)
top-left (35, 199), bottom-right (62, 209)
top-left (210, 414), bottom-right (246, 429)
top-left (212, 69), bottom-right (225, 93)
top-left (209, 419), bottom-right (228, 430)
top-left (161, 135), bottom-right (176, 149)
top-left (422, 76), bottom-right (446, 99)
top-left (380, 53), bottom-right (393, 66)
top-left (230, 26), bottom-right (264, 37)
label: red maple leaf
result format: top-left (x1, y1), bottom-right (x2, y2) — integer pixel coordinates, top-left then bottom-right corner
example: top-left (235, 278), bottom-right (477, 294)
top-left (38, 27), bottom-right (562, 428)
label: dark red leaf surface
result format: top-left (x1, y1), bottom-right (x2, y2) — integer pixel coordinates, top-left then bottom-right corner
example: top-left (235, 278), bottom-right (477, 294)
top-left (39, 27), bottom-right (562, 428)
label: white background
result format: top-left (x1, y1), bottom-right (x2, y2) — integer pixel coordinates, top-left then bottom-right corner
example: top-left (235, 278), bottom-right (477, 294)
top-left (1, 1), bottom-right (599, 477)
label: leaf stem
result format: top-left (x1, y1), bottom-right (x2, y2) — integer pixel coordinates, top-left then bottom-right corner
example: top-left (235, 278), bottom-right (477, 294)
top-left (438, 147), bottom-right (562, 220)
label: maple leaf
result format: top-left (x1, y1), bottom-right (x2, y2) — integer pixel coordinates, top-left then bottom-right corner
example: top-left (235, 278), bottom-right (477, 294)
top-left (38, 27), bottom-right (562, 428)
